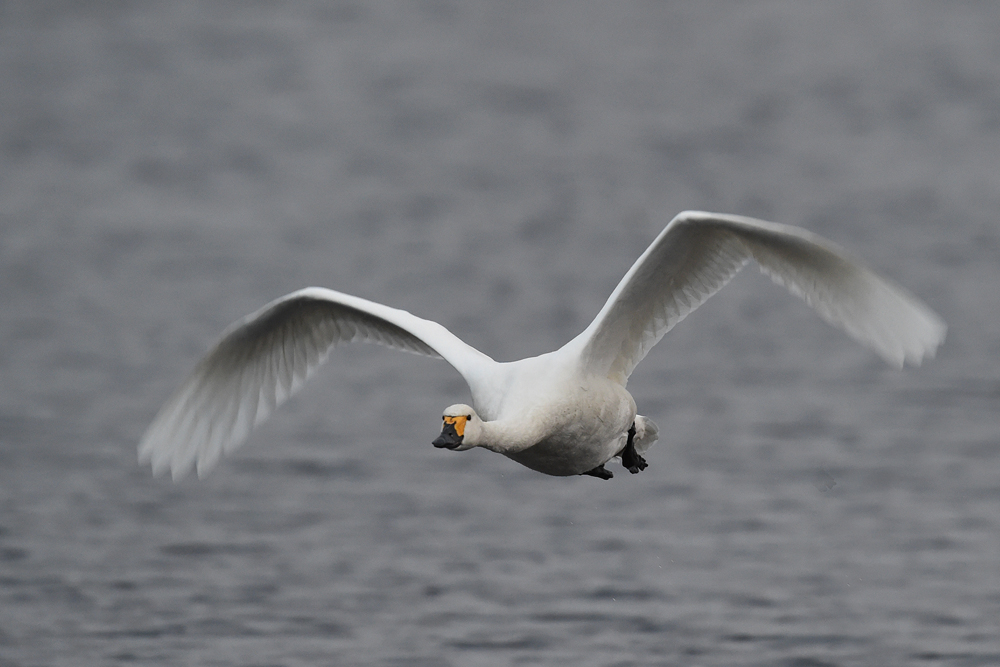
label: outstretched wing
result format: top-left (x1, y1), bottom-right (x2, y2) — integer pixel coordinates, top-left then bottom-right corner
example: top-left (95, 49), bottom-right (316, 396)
top-left (138, 287), bottom-right (494, 480)
top-left (569, 211), bottom-right (946, 385)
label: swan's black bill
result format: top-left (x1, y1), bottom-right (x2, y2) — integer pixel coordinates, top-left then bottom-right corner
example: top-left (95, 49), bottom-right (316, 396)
top-left (433, 421), bottom-right (463, 449)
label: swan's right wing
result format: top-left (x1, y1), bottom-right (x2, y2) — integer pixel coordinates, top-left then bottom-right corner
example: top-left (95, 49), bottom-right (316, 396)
top-left (572, 211), bottom-right (946, 385)
top-left (138, 287), bottom-right (494, 480)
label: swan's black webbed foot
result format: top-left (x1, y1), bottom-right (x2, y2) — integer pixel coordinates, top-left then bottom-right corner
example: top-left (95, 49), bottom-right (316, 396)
top-left (582, 464), bottom-right (614, 480)
top-left (621, 422), bottom-right (647, 474)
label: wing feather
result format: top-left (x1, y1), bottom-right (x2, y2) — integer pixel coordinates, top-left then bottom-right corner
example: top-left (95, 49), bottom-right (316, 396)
top-left (139, 287), bottom-right (493, 480)
top-left (571, 211), bottom-right (946, 384)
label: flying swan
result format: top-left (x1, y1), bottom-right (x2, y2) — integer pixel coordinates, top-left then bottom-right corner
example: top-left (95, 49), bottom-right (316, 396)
top-left (139, 211), bottom-right (946, 481)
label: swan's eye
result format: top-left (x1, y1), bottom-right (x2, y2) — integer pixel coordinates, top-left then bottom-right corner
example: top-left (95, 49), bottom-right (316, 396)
top-left (466, 414), bottom-right (472, 420)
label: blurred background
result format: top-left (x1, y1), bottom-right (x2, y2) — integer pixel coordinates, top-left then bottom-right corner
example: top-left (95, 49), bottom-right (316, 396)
top-left (0, 2), bottom-right (997, 665)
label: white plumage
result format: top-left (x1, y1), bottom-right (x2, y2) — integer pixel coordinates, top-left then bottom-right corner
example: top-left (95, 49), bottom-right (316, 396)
top-left (139, 211), bottom-right (946, 480)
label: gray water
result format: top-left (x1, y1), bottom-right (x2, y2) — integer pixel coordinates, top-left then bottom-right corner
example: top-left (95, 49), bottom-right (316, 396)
top-left (1, 3), bottom-right (998, 665)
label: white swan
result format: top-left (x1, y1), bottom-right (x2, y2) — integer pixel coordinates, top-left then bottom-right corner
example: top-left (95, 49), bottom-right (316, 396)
top-left (139, 211), bottom-right (946, 481)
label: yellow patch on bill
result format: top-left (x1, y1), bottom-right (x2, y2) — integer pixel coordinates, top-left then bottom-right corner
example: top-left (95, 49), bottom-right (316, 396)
top-left (443, 415), bottom-right (467, 437)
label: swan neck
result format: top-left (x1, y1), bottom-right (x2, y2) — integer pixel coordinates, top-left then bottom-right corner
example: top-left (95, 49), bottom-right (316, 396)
top-left (477, 418), bottom-right (538, 455)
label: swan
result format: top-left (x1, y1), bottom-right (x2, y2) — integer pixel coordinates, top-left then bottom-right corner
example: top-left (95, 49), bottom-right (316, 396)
top-left (139, 211), bottom-right (946, 481)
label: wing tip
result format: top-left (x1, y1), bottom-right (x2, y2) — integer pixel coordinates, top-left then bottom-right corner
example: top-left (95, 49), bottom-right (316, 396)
top-left (908, 322), bottom-right (947, 368)
top-left (138, 429), bottom-right (196, 482)
top-left (878, 314), bottom-right (946, 369)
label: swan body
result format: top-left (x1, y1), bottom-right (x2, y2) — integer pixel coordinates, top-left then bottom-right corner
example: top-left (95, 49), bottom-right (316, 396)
top-left (139, 211), bottom-right (946, 480)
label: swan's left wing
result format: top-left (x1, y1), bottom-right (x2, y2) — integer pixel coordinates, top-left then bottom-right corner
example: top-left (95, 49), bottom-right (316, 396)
top-left (138, 287), bottom-right (494, 480)
top-left (570, 211), bottom-right (946, 385)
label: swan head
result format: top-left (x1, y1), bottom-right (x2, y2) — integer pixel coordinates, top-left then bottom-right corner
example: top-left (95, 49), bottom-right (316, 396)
top-left (432, 404), bottom-right (481, 451)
